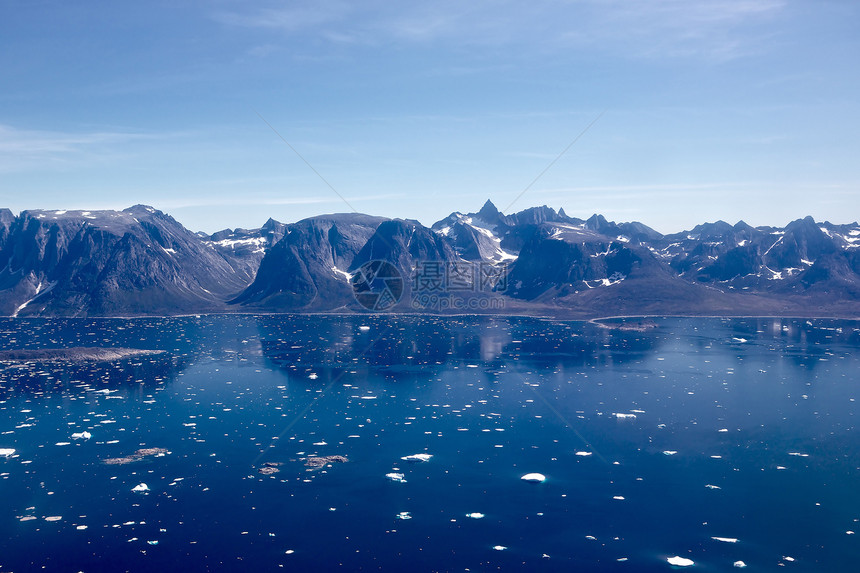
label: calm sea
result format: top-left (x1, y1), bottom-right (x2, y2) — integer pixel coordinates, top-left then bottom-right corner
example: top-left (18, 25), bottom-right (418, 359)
top-left (0, 315), bottom-right (857, 572)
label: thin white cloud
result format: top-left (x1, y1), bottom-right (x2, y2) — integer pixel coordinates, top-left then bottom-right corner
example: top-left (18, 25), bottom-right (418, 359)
top-left (214, 0), bottom-right (786, 61)
top-left (0, 124), bottom-right (179, 172)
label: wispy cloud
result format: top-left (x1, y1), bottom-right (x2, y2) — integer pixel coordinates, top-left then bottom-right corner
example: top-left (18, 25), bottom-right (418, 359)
top-left (0, 124), bottom-right (177, 172)
top-left (214, 0), bottom-right (786, 61)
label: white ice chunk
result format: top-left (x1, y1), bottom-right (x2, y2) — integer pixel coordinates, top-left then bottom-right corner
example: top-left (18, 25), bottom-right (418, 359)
top-left (401, 454), bottom-right (433, 462)
top-left (466, 513), bottom-right (485, 519)
top-left (493, 545), bottom-right (507, 551)
top-left (71, 431), bottom-right (92, 440)
top-left (131, 483), bottom-right (150, 493)
top-left (733, 561), bottom-right (747, 568)
top-left (0, 448), bottom-right (16, 457)
top-left (663, 450), bottom-right (678, 456)
top-left (575, 451), bottom-right (592, 456)
top-left (396, 512), bottom-right (412, 520)
top-left (358, 326), bottom-right (371, 331)
top-left (667, 556), bottom-right (694, 566)
top-left (521, 473), bottom-right (546, 483)
top-left (711, 537), bottom-right (738, 543)
top-left (385, 473), bottom-right (407, 483)
top-left (614, 413), bottom-right (637, 419)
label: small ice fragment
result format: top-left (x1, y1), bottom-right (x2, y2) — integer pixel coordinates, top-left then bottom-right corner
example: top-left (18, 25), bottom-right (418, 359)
top-left (385, 473), bottom-right (407, 483)
top-left (308, 373), bottom-right (318, 380)
top-left (614, 413), bottom-right (637, 419)
top-left (575, 451), bottom-right (592, 456)
top-left (733, 561), bottom-right (747, 568)
top-left (44, 516), bottom-right (62, 522)
top-left (847, 531), bottom-right (855, 535)
top-left (131, 483), bottom-right (150, 493)
top-left (521, 473), bottom-right (546, 483)
top-left (358, 326), bottom-right (370, 331)
top-left (705, 484), bottom-right (721, 490)
top-left (55, 442), bottom-right (71, 446)
top-left (667, 556), bottom-right (694, 566)
top-left (783, 556), bottom-right (795, 562)
top-left (76, 525), bottom-right (88, 530)
top-left (466, 513), bottom-right (485, 519)
top-left (401, 453), bottom-right (433, 462)
top-left (396, 512), bottom-right (412, 520)
top-left (285, 550), bottom-right (295, 554)
top-left (71, 431), bottom-right (92, 440)
top-left (493, 545), bottom-right (507, 551)
top-left (585, 535), bottom-right (597, 540)
top-left (1, 448), bottom-right (16, 457)
top-left (613, 496), bottom-right (625, 500)
top-left (788, 452), bottom-right (808, 457)
top-left (731, 337), bottom-right (747, 343)
top-left (147, 540), bottom-right (159, 545)
top-left (711, 537), bottom-right (738, 543)
top-left (312, 441), bottom-right (327, 446)
top-left (663, 451), bottom-right (678, 456)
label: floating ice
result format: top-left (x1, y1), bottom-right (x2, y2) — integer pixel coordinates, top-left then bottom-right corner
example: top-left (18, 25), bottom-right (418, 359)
top-left (385, 473), bottom-right (407, 483)
top-left (358, 326), bottom-right (370, 331)
top-left (396, 512), bottom-right (412, 520)
top-left (614, 413), bottom-right (637, 419)
top-left (131, 483), bottom-right (150, 493)
top-left (705, 484), bottom-right (721, 490)
top-left (0, 448), bottom-right (15, 457)
top-left (71, 431), bottom-right (92, 440)
top-left (401, 454), bottom-right (433, 462)
top-left (44, 516), bottom-right (62, 522)
top-left (731, 337), bottom-right (747, 343)
top-left (55, 442), bottom-right (71, 446)
top-left (466, 513), bottom-right (485, 519)
top-left (663, 450), bottom-right (678, 456)
top-left (521, 473), bottom-right (546, 483)
top-left (667, 556), bottom-right (694, 566)
top-left (493, 545), bottom-right (507, 551)
top-left (613, 496), bottom-right (625, 500)
top-left (711, 537), bottom-right (738, 543)
top-left (733, 561), bottom-right (747, 568)
top-left (308, 373), bottom-right (318, 380)
top-left (575, 451), bottom-right (592, 456)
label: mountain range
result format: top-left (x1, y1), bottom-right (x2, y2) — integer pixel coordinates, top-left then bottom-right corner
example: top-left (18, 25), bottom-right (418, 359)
top-left (2, 201), bottom-right (859, 318)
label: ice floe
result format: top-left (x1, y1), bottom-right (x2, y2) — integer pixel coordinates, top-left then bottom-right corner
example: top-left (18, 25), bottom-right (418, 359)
top-left (71, 431), bottom-right (92, 440)
top-left (614, 413), bottom-right (637, 419)
top-left (386, 473), bottom-right (407, 483)
top-left (466, 513), bottom-right (485, 519)
top-left (733, 561), bottom-right (747, 568)
top-left (493, 545), bottom-right (507, 551)
top-left (396, 512), bottom-right (412, 520)
top-left (667, 555), bottom-right (694, 566)
top-left (0, 448), bottom-right (15, 457)
top-left (131, 483), bottom-right (150, 493)
top-left (711, 537), bottom-right (738, 543)
top-left (401, 453), bottom-right (433, 462)
top-left (663, 450), bottom-right (678, 456)
top-left (521, 473), bottom-right (546, 483)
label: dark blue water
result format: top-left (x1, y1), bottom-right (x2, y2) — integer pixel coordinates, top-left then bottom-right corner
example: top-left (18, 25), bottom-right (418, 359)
top-left (0, 315), bottom-right (857, 572)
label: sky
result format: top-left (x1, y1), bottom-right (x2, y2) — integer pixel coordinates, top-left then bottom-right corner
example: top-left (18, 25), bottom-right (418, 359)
top-left (1, 0), bottom-right (858, 234)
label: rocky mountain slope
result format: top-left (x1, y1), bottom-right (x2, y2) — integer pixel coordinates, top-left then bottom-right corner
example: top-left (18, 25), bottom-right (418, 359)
top-left (1, 201), bottom-right (858, 317)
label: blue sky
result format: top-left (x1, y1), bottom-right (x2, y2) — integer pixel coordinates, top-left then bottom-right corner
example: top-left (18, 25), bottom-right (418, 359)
top-left (1, 0), bottom-right (858, 233)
